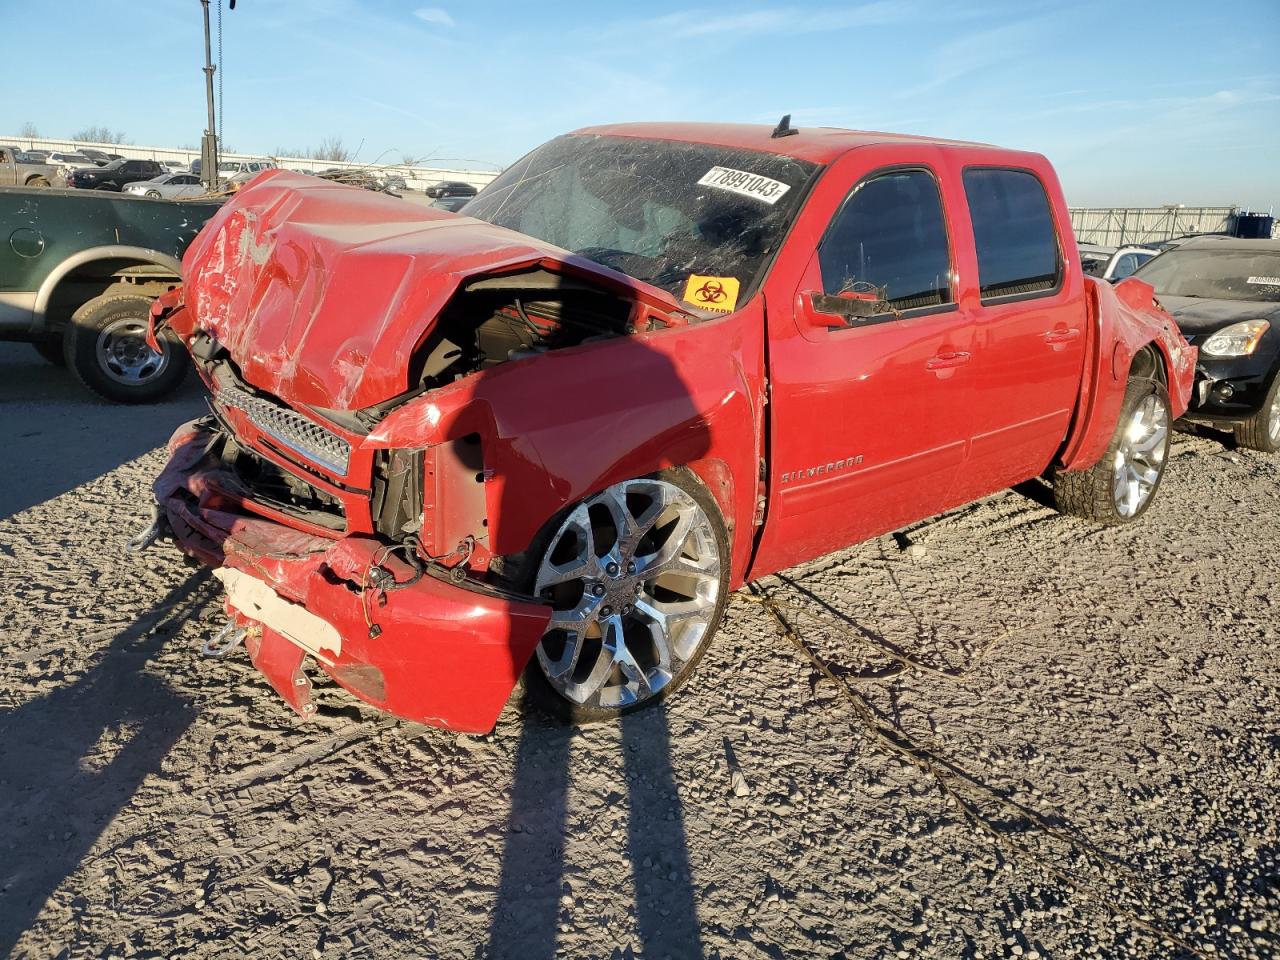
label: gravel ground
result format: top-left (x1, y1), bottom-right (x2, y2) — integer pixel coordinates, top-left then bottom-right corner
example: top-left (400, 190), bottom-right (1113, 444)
top-left (1, 341), bottom-right (1277, 960)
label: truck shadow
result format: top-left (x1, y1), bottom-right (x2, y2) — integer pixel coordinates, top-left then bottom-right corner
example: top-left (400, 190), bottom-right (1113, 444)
top-left (0, 343), bottom-right (208, 519)
top-left (0, 570), bottom-right (215, 955)
top-left (487, 693), bottom-right (704, 959)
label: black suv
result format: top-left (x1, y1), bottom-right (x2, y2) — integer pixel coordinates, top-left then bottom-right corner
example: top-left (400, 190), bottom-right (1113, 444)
top-left (67, 158), bottom-right (166, 191)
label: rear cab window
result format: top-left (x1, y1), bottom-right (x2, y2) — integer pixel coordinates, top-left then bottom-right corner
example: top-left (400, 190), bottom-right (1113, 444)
top-left (817, 167), bottom-right (954, 317)
top-left (962, 168), bottom-right (1061, 302)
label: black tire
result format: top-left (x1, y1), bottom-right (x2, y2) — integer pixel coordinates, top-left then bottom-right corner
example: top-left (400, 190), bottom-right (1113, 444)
top-left (30, 336), bottom-right (65, 366)
top-left (517, 468), bottom-right (732, 725)
top-left (1053, 374), bottom-right (1172, 524)
top-left (26, 176), bottom-right (50, 188)
top-left (1232, 374), bottom-right (1280, 453)
top-left (145, 190), bottom-right (162, 199)
top-left (62, 291), bottom-right (188, 403)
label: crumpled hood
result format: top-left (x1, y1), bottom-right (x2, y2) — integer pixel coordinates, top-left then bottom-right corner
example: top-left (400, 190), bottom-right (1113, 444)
top-left (1159, 294), bottom-right (1280, 337)
top-left (179, 170), bottom-right (676, 410)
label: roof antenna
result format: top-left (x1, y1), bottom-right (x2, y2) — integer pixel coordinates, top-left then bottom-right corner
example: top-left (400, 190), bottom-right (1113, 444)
top-left (771, 114), bottom-right (798, 138)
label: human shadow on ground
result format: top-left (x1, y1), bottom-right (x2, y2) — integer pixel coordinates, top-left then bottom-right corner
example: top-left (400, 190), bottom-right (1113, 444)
top-left (0, 342), bottom-right (207, 520)
top-left (0, 570), bottom-right (215, 954)
top-left (486, 692), bottom-right (704, 959)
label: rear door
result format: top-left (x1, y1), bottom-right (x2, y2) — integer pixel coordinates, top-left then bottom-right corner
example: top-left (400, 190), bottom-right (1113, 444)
top-left (750, 158), bottom-right (977, 577)
top-left (947, 165), bottom-right (1088, 502)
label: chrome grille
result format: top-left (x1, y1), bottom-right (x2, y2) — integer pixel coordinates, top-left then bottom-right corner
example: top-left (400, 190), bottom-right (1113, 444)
top-left (216, 384), bottom-right (351, 475)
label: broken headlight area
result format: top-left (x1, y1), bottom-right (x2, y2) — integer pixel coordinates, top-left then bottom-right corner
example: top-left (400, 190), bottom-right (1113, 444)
top-left (184, 420), bottom-right (348, 532)
top-left (153, 422), bottom-right (550, 732)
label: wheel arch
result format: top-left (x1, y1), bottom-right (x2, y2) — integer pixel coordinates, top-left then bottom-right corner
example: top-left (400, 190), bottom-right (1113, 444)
top-left (1058, 277), bottom-right (1192, 472)
top-left (33, 245), bottom-right (182, 335)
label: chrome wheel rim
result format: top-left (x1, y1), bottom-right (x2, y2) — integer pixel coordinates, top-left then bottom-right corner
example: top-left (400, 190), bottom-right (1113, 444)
top-left (95, 317), bottom-right (169, 385)
top-left (533, 478), bottom-right (721, 710)
top-left (1112, 393), bottom-right (1169, 517)
top-left (1268, 387), bottom-right (1280, 444)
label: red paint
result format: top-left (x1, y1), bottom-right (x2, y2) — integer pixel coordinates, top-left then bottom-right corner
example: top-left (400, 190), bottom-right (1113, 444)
top-left (155, 126), bottom-right (1195, 732)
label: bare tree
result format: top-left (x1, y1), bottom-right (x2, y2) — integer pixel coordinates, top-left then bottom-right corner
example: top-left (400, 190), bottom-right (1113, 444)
top-left (19, 121), bottom-right (39, 138)
top-left (310, 136), bottom-right (351, 163)
top-left (72, 126), bottom-right (129, 145)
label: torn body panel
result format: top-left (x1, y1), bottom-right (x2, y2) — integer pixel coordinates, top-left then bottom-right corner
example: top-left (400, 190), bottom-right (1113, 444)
top-left (1057, 277), bottom-right (1197, 472)
top-left (157, 424), bottom-right (551, 733)
top-left (172, 170), bottom-right (694, 411)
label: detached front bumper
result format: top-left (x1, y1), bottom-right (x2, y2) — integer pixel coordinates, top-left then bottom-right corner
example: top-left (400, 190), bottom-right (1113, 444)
top-left (155, 421), bottom-right (550, 733)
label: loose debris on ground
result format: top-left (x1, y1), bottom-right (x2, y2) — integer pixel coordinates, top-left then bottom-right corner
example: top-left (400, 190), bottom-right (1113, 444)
top-left (2, 406), bottom-right (1278, 958)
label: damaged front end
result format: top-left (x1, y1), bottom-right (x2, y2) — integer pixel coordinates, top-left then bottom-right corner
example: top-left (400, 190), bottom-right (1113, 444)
top-left (146, 170), bottom-right (711, 732)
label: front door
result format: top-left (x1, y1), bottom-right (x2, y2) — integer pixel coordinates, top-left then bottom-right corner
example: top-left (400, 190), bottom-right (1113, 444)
top-left (750, 163), bottom-right (977, 578)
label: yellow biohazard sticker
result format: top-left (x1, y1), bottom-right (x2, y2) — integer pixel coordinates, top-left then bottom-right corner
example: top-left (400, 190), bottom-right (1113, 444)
top-left (682, 274), bottom-right (740, 314)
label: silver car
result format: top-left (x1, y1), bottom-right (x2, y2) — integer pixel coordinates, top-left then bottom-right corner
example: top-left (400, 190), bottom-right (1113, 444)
top-left (122, 172), bottom-right (210, 200)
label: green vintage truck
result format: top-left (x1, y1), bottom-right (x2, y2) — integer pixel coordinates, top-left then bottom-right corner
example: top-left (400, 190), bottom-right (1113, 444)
top-left (0, 186), bottom-right (223, 402)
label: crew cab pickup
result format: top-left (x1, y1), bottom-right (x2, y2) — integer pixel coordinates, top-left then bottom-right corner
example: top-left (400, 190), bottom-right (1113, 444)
top-left (0, 145), bottom-right (62, 187)
top-left (145, 122), bottom-right (1196, 732)
top-left (0, 185), bottom-right (222, 401)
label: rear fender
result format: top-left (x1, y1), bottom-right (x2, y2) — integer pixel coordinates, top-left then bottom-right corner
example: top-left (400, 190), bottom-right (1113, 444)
top-left (1057, 277), bottom-right (1196, 471)
top-left (367, 304), bottom-right (765, 588)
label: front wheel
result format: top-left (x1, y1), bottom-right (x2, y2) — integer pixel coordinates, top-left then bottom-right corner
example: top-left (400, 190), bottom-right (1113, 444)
top-left (63, 291), bottom-right (188, 403)
top-left (1232, 374), bottom-right (1280, 453)
top-left (26, 176), bottom-right (50, 187)
top-left (522, 471), bottom-right (730, 723)
top-left (1053, 374), bottom-right (1172, 523)
top-left (145, 189), bottom-right (162, 199)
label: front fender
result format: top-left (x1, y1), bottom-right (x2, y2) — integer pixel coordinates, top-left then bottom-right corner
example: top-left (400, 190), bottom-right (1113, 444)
top-left (368, 305), bottom-right (765, 588)
top-left (1058, 277), bottom-right (1196, 471)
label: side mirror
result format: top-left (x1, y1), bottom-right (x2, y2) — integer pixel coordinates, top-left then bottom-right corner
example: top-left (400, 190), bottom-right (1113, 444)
top-left (796, 289), bottom-right (894, 329)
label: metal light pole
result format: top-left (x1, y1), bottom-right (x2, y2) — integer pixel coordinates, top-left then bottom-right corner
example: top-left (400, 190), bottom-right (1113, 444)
top-left (199, 0), bottom-right (219, 190)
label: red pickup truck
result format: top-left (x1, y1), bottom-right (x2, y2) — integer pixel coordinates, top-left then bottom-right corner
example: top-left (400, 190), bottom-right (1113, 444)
top-left (146, 122), bottom-right (1196, 733)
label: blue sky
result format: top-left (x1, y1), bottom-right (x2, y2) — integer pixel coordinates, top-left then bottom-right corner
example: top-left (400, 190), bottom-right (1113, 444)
top-left (1, 0), bottom-right (1277, 208)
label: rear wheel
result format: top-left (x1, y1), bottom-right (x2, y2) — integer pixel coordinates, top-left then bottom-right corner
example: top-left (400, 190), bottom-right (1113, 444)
top-left (63, 291), bottom-right (188, 403)
top-left (1232, 374), bottom-right (1280, 453)
top-left (1054, 373), bottom-right (1171, 523)
top-left (522, 471), bottom-right (729, 723)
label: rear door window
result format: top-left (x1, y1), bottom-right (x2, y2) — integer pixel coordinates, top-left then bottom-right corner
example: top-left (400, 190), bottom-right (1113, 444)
top-left (963, 168), bottom-right (1060, 300)
top-left (818, 168), bottom-right (953, 311)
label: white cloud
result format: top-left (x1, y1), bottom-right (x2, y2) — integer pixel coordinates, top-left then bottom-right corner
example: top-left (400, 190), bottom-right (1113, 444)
top-left (414, 7), bottom-right (454, 27)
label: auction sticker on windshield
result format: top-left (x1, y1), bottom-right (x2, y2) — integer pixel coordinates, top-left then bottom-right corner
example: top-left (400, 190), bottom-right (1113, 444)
top-left (698, 167), bottom-right (791, 205)
top-left (1247, 276), bottom-right (1280, 285)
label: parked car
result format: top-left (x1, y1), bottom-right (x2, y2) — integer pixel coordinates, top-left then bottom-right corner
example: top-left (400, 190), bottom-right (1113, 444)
top-left (67, 158), bottom-right (167, 191)
top-left (161, 160), bottom-right (190, 173)
top-left (1081, 244), bottom-right (1160, 282)
top-left (22, 149), bottom-right (50, 163)
top-left (1133, 237), bottom-right (1280, 451)
top-left (47, 151), bottom-right (96, 178)
top-left (0, 186), bottom-right (223, 401)
top-left (0, 145), bottom-right (62, 186)
top-left (145, 124), bottom-right (1195, 733)
top-left (190, 157), bottom-right (276, 178)
top-left (425, 179), bottom-right (478, 200)
top-left (123, 172), bottom-right (210, 200)
top-left (77, 147), bottom-right (114, 166)
top-left (431, 194), bottom-right (472, 213)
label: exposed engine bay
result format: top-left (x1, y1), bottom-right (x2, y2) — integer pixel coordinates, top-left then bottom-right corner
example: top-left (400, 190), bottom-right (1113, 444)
top-left (409, 268), bottom-right (640, 390)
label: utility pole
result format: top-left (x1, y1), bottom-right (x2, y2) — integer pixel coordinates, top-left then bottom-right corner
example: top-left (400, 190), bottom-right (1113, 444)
top-left (200, 0), bottom-right (219, 190)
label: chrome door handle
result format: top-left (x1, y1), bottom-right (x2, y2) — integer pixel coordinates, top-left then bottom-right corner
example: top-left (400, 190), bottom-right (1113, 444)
top-left (1043, 328), bottom-right (1081, 344)
top-left (926, 351), bottom-right (971, 370)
